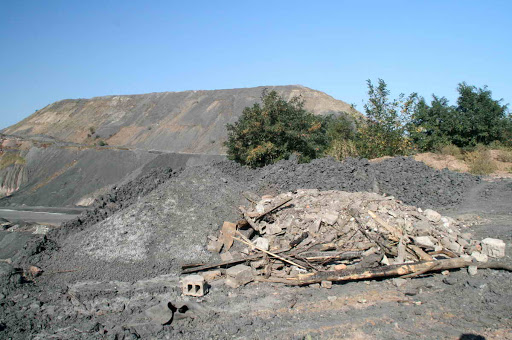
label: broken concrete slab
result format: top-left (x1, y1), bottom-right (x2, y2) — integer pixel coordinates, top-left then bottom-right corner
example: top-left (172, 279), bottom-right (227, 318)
top-left (225, 264), bottom-right (253, 287)
top-left (481, 238), bottom-right (506, 258)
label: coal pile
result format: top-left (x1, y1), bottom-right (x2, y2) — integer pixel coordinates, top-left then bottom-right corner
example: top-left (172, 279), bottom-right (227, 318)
top-left (213, 156), bottom-right (481, 209)
top-left (51, 167), bottom-right (176, 242)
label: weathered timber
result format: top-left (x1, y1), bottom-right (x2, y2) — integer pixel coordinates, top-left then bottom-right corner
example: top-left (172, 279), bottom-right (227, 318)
top-left (294, 258), bottom-right (512, 285)
top-left (254, 197), bottom-right (293, 221)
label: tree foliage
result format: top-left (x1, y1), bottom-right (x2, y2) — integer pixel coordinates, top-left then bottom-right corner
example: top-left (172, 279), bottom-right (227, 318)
top-left (409, 83), bottom-right (511, 150)
top-left (225, 90), bottom-right (329, 167)
top-left (354, 79), bottom-right (414, 159)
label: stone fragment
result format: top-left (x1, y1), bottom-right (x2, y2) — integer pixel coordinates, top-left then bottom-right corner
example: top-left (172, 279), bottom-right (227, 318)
top-left (220, 251), bottom-right (234, 262)
top-left (145, 302), bottom-right (174, 325)
top-left (268, 224), bottom-right (283, 235)
top-left (481, 238), bottom-right (506, 258)
top-left (253, 237), bottom-right (269, 251)
top-left (414, 236), bottom-right (435, 248)
top-left (468, 266), bottom-right (478, 276)
top-left (321, 212), bottom-right (339, 226)
top-left (207, 239), bottom-right (221, 253)
top-left (201, 270), bottom-right (222, 282)
top-left (327, 296), bottom-right (337, 302)
top-left (423, 209), bottom-right (441, 222)
top-left (225, 264), bottom-right (253, 287)
top-left (471, 251), bottom-right (488, 263)
top-left (334, 264), bottom-right (347, 271)
top-left (321, 280), bottom-right (332, 289)
top-left (182, 275), bottom-right (207, 297)
top-left (392, 278), bottom-right (407, 287)
top-left (250, 259), bottom-right (266, 269)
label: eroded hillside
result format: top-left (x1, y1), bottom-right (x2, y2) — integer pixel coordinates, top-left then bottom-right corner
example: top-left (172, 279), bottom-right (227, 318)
top-left (3, 85), bottom-right (357, 155)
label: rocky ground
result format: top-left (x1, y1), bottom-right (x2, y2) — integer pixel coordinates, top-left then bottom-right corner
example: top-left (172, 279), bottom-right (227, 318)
top-left (0, 157), bottom-right (510, 339)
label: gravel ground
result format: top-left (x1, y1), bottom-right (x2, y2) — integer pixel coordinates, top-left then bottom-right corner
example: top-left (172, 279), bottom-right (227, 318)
top-left (0, 156), bottom-right (509, 340)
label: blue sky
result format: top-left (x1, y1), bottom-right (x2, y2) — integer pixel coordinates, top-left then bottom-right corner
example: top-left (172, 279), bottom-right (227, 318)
top-left (1, 0), bottom-right (511, 129)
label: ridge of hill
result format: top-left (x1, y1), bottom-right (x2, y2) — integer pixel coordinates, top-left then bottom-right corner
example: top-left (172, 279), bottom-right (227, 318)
top-left (2, 85), bottom-right (358, 155)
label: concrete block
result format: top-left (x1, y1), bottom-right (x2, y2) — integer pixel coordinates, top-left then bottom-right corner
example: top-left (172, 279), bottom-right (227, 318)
top-left (481, 238), bottom-right (506, 258)
top-left (226, 264), bottom-right (253, 287)
top-left (182, 275), bottom-right (207, 297)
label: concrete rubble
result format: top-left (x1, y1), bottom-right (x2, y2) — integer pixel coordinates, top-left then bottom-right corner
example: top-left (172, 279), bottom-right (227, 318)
top-left (182, 189), bottom-right (508, 287)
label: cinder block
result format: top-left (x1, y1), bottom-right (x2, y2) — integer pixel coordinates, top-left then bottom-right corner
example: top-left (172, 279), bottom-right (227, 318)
top-left (182, 275), bottom-right (207, 297)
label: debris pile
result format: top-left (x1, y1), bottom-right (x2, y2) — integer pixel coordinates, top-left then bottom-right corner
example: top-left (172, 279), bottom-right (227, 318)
top-left (183, 189), bottom-right (508, 290)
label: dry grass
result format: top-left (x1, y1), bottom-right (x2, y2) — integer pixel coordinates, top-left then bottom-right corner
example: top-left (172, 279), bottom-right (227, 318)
top-left (0, 152), bottom-right (26, 170)
top-left (465, 150), bottom-right (498, 175)
top-left (438, 144), bottom-right (462, 158)
top-left (325, 139), bottom-right (358, 160)
top-left (496, 150), bottom-right (512, 163)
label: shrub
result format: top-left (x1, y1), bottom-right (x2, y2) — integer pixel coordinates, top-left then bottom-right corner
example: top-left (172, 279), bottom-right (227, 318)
top-left (355, 79), bottom-right (414, 159)
top-left (98, 140), bottom-right (108, 146)
top-left (465, 150), bottom-right (497, 175)
top-left (497, 150), bottom-right (512, 163)
top-left (438, 144), bottom-right (462, 157)
top-left (325, 139), bottom-right (358, 160)
top-left (225, 90), bottom-right (328, 167)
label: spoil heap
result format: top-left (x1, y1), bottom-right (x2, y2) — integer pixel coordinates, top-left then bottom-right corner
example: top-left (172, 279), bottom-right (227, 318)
top-left (186, 189), bottom-right (505, 287)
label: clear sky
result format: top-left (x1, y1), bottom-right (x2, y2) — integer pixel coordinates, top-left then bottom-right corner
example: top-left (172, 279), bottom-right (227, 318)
top-left (1, 0), bottom-right (511, 129)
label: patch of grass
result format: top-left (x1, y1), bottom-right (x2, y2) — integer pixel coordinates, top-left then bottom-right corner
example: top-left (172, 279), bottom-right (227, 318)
top-left (0, 153), bottom-right (26, 170)
top-left (496, 150), bottom-right (512, 163)
top-left (438, 143), bottom-right (462, 157)
top-left (325, 139), bottom-right (358, 161)
top-left (465, 150), bottom-right (498, 175)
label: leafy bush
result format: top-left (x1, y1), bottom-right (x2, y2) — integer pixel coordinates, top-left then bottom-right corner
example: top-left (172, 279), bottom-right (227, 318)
top-left (354, 79), bottom-right (414, 159)
top-left (98, 140), bottom-right (108, 146)
top-left (225, 90), bottom-right (329, 167)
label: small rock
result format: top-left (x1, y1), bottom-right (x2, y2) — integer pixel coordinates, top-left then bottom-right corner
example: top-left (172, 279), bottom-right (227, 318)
top-left (321, 281), bottom-right (332, 289)
top-left (468, 266), bottom-right (478, 276)
top-left (321, 212), bottom-right (339, 226)
top-left (358, 299), bottom-right (367, 304)
top-left (327, 296), bottom-right (337, 302)
top-left (471, 251), bottom-right (488, 263)
top-left (414, 236), bottom-right (435, 248)
top-left (392, 278), bottom-right (407, 287)
top-left (253, 237), bottom-right (269, 251)
top-left (424, 209), bottom-right (441, 222)
top-left (310, 283), bottom-right (321, 288)
top-left (333, 264), bottom-right (347, 271)
top-left (220, 251), bottom-right (234, 261)
top-left (441, 270), bottom-right (450, 276)
top-left (481, 238), bottom-right (506, 258)
top-left (201, 270), bottom-right (222, 282)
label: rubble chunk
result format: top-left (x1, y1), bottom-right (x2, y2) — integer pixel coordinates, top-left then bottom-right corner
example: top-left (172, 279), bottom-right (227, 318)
top-left (321, 280), bottom-right (332, 289)
top-left (253, 237), bottom-right (269, 251)
top-left (471, 251), bottom-right (488, 263)
top-left (414, 236), bottom-right (435, 248)
top-left (423, 209), bottom-right (441, 222)
top-left (201, 270), bottom-right (222, 282)
top-left (481, 238), bottom-right (506, 258)
top-left (226, 264), bottom-right (253, 287)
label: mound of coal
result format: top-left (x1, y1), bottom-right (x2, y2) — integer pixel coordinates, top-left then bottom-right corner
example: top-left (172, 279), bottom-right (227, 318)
top-left (39, 166), bottom-right (246, 283)
top-left (218, 156), bottom-right (480, 209)
top-left (51, 166), bottom-right (176, 243)
top-left (372, 157), bottom-right (480, 209)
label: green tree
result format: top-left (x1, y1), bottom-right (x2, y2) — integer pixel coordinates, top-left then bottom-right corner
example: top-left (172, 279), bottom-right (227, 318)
top-left (408, 83), bottom-right (511, 150)
top-left (225, 90), bottom-right (329, 167)
top-left (454, 83), bottom-right (510, 146)
top-left (355, 79), bottom-right (414, 159)
top-left (408, 95), bottom-right (457, 151)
